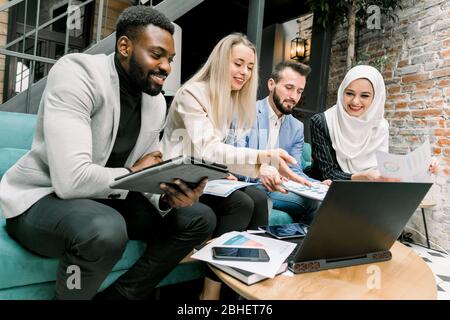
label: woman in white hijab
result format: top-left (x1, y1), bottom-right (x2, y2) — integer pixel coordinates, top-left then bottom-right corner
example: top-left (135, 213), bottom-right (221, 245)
top-left (310, 65), bottom-right (437, 181)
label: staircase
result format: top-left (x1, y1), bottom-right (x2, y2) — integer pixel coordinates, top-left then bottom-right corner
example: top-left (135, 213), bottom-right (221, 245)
top-left (0, 0), bottom-right (204, 114)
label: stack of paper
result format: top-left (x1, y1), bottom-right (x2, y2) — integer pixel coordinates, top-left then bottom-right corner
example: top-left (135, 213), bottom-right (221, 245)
top-left (203, 180), bottom-right (257, 197)
top-left (191, 231), bottom-right (297, 284)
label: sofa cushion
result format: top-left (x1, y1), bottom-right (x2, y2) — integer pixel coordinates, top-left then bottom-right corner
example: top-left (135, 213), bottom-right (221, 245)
top-left (302, 142), bottom-right (312, 170)
top-left (0, 112), bottom-right (36, 150)
top-left (0, 148), bottom-right (28, 178)
top-left (269, 209), bottom-right (294, 225)
top-left (0, 217), bottom-right (146, 290)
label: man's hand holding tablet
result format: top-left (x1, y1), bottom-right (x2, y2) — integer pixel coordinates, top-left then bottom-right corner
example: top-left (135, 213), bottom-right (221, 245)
top-left (159, 178), bottom-right (208, 209)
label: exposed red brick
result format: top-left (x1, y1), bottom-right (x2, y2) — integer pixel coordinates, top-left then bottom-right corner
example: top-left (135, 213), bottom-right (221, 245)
top-left (424, 119), bottom-right (445, 128)
top-left (415, 119), bottom-right (426, 127)
top-left (397, 60), bottom-right (409, 68)
top-left (388, 86), bottom-right (401, 94)
top-left (368, 43), bottom-right (379, 51)
top-left (402, 73), bottom-right (429, 83)
top-left (387, 94), bottom-right (408, 100)
top-left (444, 39), bottom-right (450, 47)
top-left (432, 68), bottom-right (450, 78)
top-left (401, 85), bottom-right (415, 92)
top-left (385, 103), bottom-right (394, 110)
top-left (393, 111), bottom-right (410, 118)
top-left (408, 101), bottom-right (424, 109)
top-left (444, 149), bottom-right (450, 157)
top-left (432, 90), bottom-right (442, 98)
top-left (443, 167), bottom-right (449, 176)
top-left (411, 108), bottom-right (442, 118)
top-left (437, 139), bottom-right (450, 147)
top-left (433, 147), bottom-right (442, 155)
top-left (437, 79), bottom-right (450, 87)
top-left (391, 119), bottom-right (405, 126)
top-left (395, 102), bottom-right (408, 109)
top-left (408, 136), bottom-right (420, 143)
top-left (426, 100), bottom-right (445, 108)
top-left (441, 49), bottom-right (450, 58)
top-left (383, 71), bottom-right (393, 79)
top-left (416, 81), bottom-right (435, 90)
top-left (434, 129), bottom-right (450, 136)
top-left (411, 90), bottom-right (430, 99)
top-left (370, 51), bottom-right (386, 58)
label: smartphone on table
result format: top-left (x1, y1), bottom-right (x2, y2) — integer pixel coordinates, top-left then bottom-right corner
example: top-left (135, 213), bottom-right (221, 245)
top-left (211, 246), bottom-right (270, 262)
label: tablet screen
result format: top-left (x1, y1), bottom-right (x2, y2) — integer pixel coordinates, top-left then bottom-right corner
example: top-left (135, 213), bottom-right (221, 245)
top-left (266, 223), bottom-right (307, 239)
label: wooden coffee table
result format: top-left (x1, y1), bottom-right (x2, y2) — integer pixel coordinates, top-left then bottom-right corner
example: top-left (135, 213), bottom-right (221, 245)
top-left (210, 241), bottom-right (437, 300)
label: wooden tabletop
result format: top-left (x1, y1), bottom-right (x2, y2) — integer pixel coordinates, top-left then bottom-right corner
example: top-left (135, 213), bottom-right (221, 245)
top-left (211, 241), bottom-right (437, 300)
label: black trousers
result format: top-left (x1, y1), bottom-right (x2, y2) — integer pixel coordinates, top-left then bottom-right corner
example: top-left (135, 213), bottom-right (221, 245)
top-left (200, 186), bottom-right (269, 237)
top-left (6, 192), bottom-right (216, 300)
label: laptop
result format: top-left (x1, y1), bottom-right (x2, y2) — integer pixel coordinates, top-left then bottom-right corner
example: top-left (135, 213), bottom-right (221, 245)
top-left (287, 180), bottom-right (432, 274)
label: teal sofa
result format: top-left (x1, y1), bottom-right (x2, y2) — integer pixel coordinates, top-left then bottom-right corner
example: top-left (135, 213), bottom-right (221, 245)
top-left (0, 111), bottom-right (310, 299)
top-left (0, 111), bottom-right (206, 299)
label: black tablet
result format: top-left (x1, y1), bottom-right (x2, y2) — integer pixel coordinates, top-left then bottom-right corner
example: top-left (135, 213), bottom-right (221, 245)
top-left (261, 223), bottom-right (309, 239)
top-left (110, 155), bottom-right (229, 194)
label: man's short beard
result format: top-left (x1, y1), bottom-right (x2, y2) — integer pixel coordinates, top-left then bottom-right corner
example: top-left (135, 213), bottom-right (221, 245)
top-left (273, 87), bottom-right (293, 115)
top-left (129, 53), bottom-right (163, 96)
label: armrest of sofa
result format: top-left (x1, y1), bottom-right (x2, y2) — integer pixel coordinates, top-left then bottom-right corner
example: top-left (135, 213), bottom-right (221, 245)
top-left (0, 148), bottom-right (28, 178)
top-left (301, 142), bottom-right (312, 170)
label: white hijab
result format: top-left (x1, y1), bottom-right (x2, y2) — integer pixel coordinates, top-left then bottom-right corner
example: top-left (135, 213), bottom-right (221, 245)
top-left (324, 65), bottom-right (389, 174)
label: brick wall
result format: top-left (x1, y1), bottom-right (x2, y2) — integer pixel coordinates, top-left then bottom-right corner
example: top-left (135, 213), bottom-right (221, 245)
top-left (0, 0), bottom-right (8, 103)
top-left (92, 0), bottom-right (133, 41)
top-left (327, 0), bottom-right (450, 252)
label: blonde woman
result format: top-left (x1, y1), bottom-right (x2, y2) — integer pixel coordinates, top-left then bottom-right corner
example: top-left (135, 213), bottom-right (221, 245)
top-left (162, 33), bottom-right (308, 299)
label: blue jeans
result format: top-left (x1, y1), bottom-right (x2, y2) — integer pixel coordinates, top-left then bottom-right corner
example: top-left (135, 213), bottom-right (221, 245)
top-left (257, 185), bottom-right (319, 225)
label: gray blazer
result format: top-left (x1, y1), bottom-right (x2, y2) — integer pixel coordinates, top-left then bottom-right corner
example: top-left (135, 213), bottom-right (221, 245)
top-left (0, 53), bottom-right (167, 219)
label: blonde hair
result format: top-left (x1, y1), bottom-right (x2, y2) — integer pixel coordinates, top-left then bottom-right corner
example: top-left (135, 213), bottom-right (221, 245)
top-left (181, 33), bottom-right (258, 131)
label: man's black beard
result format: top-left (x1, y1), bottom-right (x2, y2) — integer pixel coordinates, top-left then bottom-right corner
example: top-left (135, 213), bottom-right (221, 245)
top-left (272, 86), bottom-right (295, 115)
top-left (128, 53), bottom-right (167, 96)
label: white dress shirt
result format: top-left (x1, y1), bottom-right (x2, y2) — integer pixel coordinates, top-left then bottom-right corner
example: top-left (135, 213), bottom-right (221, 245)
top-left (266, 105), bottom-right (285, 150)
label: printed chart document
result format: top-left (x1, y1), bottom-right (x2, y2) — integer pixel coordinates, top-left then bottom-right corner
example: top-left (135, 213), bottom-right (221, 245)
top-left (282, 180), bottom-right (329, 201)
top-left (203, 179), bottom-right (257, 197)
top-left (376, 140), bottom-right (433, 182)
top-left (191, 231), bottom-right (297, 278)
